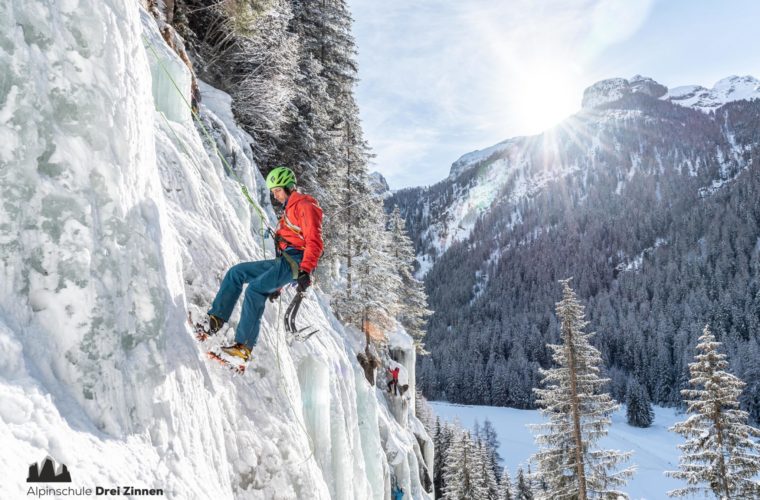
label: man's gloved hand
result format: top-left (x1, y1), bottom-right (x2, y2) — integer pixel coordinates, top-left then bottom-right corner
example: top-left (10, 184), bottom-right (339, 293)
top-left (296, 270), bottom-right (312, 293)
top-left (268, 289), bottom-right (281, 302)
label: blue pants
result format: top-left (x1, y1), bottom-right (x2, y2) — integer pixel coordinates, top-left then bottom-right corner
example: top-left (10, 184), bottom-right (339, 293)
top-left (208, 250), bottom-right (302, 348)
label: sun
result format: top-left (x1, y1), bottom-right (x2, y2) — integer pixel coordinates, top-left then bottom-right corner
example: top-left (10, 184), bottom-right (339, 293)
top-left (510, 61), bottom-right (583, 135)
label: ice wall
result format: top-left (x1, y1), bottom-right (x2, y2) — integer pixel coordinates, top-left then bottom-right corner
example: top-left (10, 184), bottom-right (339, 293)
top-left (0, 1), bottom-right (432, 499)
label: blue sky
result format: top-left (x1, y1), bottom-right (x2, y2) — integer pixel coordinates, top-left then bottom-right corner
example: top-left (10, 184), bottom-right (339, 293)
top-left (349, 0), bottom-right (760, 189)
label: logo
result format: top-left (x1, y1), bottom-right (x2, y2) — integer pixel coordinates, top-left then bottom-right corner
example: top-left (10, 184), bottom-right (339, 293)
top-left (24, 455), bottom-right (164, 498)
top-left (26, 456), bottom-right (71, 483)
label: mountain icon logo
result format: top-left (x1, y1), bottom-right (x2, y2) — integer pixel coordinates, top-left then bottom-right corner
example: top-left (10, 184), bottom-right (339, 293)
top-left (27, 456), bottom-right (72, 483)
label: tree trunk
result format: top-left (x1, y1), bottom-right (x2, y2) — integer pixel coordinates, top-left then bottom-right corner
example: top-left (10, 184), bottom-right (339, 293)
top-left (712, 399), bottom-right (730, 498)
top-left (565, 321), bottom-right (588, 500)
top-left (344, 121), bottom-right (352, 298)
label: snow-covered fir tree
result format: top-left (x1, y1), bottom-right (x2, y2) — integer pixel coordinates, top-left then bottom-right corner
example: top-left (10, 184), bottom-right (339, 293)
top-left (481, 418), bottom-right (503, 478)
top-left (442, 430), bottom-right (483, 499)
top-left (181, 0), bottom-right (298, 164)
top-left (666, 325), bottom-right (760, 498)
top-left (415, 389), bottom-right (436, 433)
top-left (435, 416), bottom-right (509, 499)
top-left (499, 467), bottom-right (514, 500)
top-left (625, 378), bottom-right (654, 428)
top-left (476, 439), bottom-right (500, 500)
top-left (531, 279), bottom-right (633, 499)
top-left (273, 8), bottom-right (339, 200)
top-left (433, 418), bottom-right (454, 499)
top-left (333, 197), bottom-right (400, 337)
top-left (515, 467), bottom-right (533, 500)
top-left (282, 0), bottom-right (374, 297)
top-left (387, 206), bottom-right (431, 353)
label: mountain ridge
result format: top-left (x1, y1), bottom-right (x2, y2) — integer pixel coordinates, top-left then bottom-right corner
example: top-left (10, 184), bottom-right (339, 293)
top-left (388, 82), bottom-right (760, 421)
top-left (392, 74), bottom-right (760, 275)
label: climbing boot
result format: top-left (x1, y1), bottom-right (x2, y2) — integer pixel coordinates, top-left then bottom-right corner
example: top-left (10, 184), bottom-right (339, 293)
top-left (208, 315), bottom-right (225, 335)
top-left (220, 343), bottom-right (252, 362)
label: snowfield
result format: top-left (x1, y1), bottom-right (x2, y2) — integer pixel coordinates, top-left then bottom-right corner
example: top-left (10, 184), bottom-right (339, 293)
top-left (0, 1), bottom-right (431, 499)
top-left (430, 402), bottom-right (691, 500)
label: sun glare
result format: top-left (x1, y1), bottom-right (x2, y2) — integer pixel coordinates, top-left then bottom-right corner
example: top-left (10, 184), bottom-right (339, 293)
top-left (510, 62), bottom-right (583, 136)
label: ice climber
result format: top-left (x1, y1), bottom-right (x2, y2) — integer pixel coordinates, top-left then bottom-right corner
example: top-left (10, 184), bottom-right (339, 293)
top-left (206, 166), bottom-right (324, 362)
top-left (387, 366), bottom-right (401, 396)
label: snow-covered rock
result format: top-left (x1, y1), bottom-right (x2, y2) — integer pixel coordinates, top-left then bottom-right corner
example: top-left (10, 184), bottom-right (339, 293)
top-left (581, 74), bottom-right (760, 112)
top-left (581, 75), bottom-right (667, 109)
top-left (0, 1), bottom-right (432, 499)
top-left (582, 77), bottom-right (632, 109)
top-left (369, 171), bottom-right (391, 198)
top-left (629, 74), bottom-right (668, 99)
top-left (666, 75), bottom-right (760, 112)
top-left (449, 138), bottom-right (517, 177)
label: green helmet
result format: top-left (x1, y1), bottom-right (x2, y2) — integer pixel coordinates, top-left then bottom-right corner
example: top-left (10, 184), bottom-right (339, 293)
top-left (266, 166), bottom-right (296, 190)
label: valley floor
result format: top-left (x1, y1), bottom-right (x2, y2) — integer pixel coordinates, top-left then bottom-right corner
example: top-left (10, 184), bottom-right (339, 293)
top-left (430, 401), bottom-right (689, 500)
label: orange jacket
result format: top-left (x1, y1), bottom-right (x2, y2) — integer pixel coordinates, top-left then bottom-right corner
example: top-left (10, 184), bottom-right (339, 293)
top-left (275, 191), bottom-right (324, 273)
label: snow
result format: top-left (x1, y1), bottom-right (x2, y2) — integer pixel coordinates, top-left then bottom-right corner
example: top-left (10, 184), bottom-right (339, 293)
top-left (449, 138), bottom-right (517, 177)
top-left (417, 73), bottom-right (759, 276)
top-left (666, 75), bottom-right (760, 112)
top-left (0, 2), bottom-right (431, 499)
top-left (582, 78), bottom-right (631, 109)
top-left (430, 402), bottom-right (690, 500)
top-left (616, 238), bottom-right (667, 273)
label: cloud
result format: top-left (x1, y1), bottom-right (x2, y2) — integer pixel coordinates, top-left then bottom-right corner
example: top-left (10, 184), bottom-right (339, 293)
top-left (589, 0), bottom-right (657, 47)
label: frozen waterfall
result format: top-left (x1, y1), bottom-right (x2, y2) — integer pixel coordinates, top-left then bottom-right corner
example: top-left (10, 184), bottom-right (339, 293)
top-left (0, 1), bottom-right (433, 498)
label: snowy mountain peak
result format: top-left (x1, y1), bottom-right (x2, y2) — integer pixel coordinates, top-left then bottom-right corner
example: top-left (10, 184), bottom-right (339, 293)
top-left (369, 171), bottom-right (391, 197)
top-left (666, 75), bottom-right (760, 112)
top-left (449, 138), bottom-right (518, 177)
top-left (581, 76), bottom-right (667, 109)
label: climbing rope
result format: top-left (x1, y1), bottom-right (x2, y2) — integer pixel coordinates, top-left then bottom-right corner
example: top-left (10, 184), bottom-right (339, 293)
top-left (144, 35), bottom-right (319, 472)
top-left (271, 295), bottom-right (318, 468)
top-left (143, 35), bottom-right (272, 257)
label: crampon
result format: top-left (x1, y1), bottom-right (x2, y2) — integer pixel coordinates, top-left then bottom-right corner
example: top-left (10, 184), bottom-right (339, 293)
top-left (187, 311), bottom-right (213, 342)
top-left (206, 351), bottom-right (246, 374)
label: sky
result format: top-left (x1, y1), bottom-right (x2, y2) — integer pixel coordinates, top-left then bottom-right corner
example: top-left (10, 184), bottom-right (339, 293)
top-left (349, 0), bottom-right (760, 189)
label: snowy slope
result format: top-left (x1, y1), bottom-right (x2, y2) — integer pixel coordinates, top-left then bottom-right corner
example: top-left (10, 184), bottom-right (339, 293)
top-left (448, 138), bottom-right (518, 177)
top-left (402, 74), bottom-right (760, 278)
top-left (666, 75), bottom-right (760, 112)
top-left (430, 402), bottom-right (692, 500)
top-left (0, 2), bottom-right (431, 499)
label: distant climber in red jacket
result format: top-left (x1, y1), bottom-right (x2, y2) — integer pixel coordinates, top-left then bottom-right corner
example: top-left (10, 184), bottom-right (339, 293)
top-left (387, 366), bottom-right (400, 396)
top-left (205, 166), bottom-right (323, 363)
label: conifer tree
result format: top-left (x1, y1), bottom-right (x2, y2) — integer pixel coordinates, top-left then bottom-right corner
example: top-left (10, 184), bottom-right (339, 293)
top-left (498, 467), bottom-right (514, 500)
top-left (531, 279), bottom-right (633, 499)
top-left (481, 418), bottom-right (503, 478)
top-left (333, 198), bottom-right (399, 334)
top-left (667, 325), bottom-right (760, 498)
top-left (476, 439), bottom-right (500, 500)
top-left (515, 468), bottom-right (533, 500)
top-left (443, 430), bottom-right (483, 499)
top-left (388, 206), bottom-right (432, 353)
top-left (433, 418), bottom-right (454, 499)
top-left (625, 378), bottom-right (654, 428)
top-left (414, 389), bottom-right (436, 433)
top-left (281, 0), bottom-right (375, 304)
